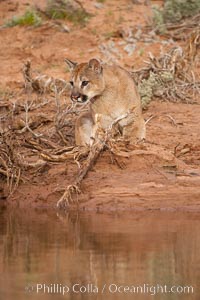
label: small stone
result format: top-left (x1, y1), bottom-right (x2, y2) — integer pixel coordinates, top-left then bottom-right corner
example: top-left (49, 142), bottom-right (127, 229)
top-left (124, 43), bottom-right (136, 56)
top-left (94, 2), bottom-right (104, 9)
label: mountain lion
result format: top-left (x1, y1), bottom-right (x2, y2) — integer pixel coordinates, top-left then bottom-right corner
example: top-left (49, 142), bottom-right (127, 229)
top-left (65, 58), bottom-right (145, 146)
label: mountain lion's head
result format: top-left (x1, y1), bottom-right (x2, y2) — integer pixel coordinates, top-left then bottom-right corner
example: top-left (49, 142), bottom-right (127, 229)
top-left (65, 58), bottom-right (105, 103)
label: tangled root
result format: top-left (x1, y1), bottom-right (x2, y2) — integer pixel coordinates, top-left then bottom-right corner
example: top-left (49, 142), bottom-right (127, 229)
top-left (57, 184), bottom-right (81, 208)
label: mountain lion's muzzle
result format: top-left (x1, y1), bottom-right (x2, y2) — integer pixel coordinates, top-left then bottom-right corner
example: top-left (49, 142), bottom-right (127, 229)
top-left (71, 92), bottom-right (88, 103)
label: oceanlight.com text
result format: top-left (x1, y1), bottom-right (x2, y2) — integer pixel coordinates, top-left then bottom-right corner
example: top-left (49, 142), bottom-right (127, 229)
top-left (25, 283), bottom-right (194, 296)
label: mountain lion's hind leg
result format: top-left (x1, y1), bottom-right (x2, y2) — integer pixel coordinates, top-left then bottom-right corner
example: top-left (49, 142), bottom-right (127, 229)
top-left (75, 112), bottom-right (94, 146)
top-left (121, 115), bottom-right (146, 144)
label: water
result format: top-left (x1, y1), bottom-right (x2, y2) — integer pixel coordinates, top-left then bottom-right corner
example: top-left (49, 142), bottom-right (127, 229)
top-left (0, 207), bottom-right (199, 299)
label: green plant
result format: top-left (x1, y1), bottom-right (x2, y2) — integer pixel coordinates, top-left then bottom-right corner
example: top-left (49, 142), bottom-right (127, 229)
top-left (45, 0), bottom-right (91, 25)
top-left (138, 71), bottom-right (174, 108)
top-left (106, 10), bottom-right (113, 17)
top-left (138, 48), bottom-right (144, 56)
top-left (91, 28), bottom-right (98, 35)
top-left (6, 9), bottom-right (42, 27)
top-left (163, 0), bottom-right (200, 23)
top-left (152, 5), bottom-right (166, 34)
top-left (152, 0), bottom-right (200, 33)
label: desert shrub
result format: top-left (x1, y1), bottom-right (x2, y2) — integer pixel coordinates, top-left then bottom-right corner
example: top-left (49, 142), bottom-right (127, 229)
top-left (139, 71), bottom-right (174, 108)
top-left (152, 6), bottom-right (166, 34)
top-left (45, 0), bottom-right (91, 24)
top-left (6, 9), bottom-right (42, 27)
top-left (153, 0), bottom-right (200, 33)
top-left (163, 0), bottom-right (200, 23)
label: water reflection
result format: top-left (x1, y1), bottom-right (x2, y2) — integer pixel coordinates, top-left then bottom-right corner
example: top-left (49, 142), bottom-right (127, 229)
top-left (0, 207), bottom-right (199, 299)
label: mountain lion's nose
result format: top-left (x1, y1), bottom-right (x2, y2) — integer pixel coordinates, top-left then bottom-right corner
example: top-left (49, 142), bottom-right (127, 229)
top-left (71, 92), bottom-right (81, 101)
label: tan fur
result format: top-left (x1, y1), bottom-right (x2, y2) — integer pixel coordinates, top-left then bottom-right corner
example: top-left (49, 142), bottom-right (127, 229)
top-left (66, 58), bottom-right (146, 146)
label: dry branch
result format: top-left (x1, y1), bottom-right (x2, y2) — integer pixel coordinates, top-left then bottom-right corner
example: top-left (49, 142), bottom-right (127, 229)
top-left (56, 113), bottom-right (130, 208)
top-left (165, 15), bottom-right (200, 41)
top-left (131, 30), bottom-right (200, 105)
top-left (22, 60), bottom-right (69, 94)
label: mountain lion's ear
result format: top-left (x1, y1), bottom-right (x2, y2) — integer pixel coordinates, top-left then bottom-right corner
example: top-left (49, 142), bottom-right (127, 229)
top-left (64, 58), bottom-right (77, 71)
top-left (88, 58), bottom-right (102, 74)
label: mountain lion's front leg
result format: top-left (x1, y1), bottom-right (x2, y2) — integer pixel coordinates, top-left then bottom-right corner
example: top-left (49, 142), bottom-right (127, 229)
top-left (75, 112), bottom-right (95, 146)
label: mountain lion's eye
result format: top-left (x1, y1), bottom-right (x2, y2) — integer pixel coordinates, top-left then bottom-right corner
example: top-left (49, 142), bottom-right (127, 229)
top-left (82, 81), bottom-right (89, 87)
top-left (69, 81), bottom-right (74, 86)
